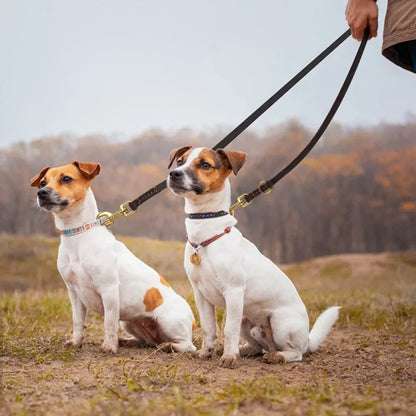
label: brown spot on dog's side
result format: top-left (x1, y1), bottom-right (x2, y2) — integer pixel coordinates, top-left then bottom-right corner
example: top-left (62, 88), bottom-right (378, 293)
top-left (143, 287), bottom-right (164, 312)
top-left (159, 274), bottom-right (170, 287)
top-left (192, 319), bottom-right (197, 330)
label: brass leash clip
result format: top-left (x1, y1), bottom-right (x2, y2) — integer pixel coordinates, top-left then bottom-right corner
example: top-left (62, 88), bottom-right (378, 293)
top-left (96, 201), bottom-right (137, 227)
top-left (229, 180), bottom-right (273, 216)
top-left (229, 193), bottom-right (251, 216)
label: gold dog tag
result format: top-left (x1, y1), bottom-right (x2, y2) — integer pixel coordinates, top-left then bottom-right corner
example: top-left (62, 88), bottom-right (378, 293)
top-left (190, 252), bottom-right (201, 265)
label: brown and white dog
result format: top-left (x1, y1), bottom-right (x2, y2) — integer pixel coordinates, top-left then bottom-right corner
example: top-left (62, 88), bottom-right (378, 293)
top-left (31, 161), bottom-right (196, 353)
top-left (167, 146), bottom-right (340, 368)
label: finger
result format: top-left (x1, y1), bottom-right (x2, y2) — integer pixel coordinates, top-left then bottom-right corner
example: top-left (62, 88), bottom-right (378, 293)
top-left (368, 17), bottom-right (378, 39)
top-left (354, 26), bottom-right (365, 41)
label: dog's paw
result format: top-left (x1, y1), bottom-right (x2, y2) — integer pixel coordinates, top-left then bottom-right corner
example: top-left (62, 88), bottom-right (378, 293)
top-left (219, 353), bottom-right (239, 369)
top-left (196, 347), bottom-right (214, 360)
top-left (64, 338), bottom-right (82, 349)
top-left (239, 343), bottom-right (263, 357)
top-left (100, 342), bottom-right (118, 354)
top-left (263, 351), bottom-right (285, 364)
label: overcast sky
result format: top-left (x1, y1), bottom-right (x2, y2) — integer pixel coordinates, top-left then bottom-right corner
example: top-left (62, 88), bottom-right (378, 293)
top-left (1, 0), bottom-right (415, 148)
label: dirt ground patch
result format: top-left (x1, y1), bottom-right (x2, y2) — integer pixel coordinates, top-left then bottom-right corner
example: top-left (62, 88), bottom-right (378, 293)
top-left (2, 326), bottom-right (416, 416)
top-left (1, 240), bottom-right (416, 415)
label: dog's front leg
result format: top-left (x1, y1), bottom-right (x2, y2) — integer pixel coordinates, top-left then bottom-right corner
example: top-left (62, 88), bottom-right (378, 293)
top-left (193, 288), bottom-right (217, 359)
top-left (220, 288), bottom-right (245, 369)
top-left (100, 284), bottom-right (120, 353)
top-left (65, 286), bottom-right (86, 348)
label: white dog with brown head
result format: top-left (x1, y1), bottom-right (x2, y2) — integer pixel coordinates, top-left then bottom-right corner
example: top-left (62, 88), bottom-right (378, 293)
top-left (167, 146), bottom-right (340, 368)
top-left (31, 161), bottom-right (195, 354)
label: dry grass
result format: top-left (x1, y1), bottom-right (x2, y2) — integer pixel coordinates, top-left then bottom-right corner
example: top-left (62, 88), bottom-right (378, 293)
top-left (1, 235), bottom-right (416, 415)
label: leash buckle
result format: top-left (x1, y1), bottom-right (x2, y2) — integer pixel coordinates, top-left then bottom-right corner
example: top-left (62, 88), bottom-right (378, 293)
top-left (258, 180), bottom-right (273, 195)
top-left (229, 193), bottom-right (251, 216)
top-left (96, 201), bottom-right (137, 227)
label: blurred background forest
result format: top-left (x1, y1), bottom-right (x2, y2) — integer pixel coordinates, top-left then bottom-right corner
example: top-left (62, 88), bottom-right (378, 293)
top-left (1, 120), bottom-right (415, 263)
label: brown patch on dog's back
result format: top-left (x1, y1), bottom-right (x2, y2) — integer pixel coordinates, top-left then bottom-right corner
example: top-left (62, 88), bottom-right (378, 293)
top-left (143, 287), bottom-right (164, 312)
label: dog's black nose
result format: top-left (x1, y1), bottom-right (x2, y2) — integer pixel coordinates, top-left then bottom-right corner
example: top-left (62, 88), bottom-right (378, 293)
top-left (37, 188), bottom-right (50, 198)
top-left (169, 169), bottom-right (184, 178)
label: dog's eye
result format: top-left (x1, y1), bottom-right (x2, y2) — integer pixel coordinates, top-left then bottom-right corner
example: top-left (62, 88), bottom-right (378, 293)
top-left (40, 180), bottom-right (47, 188)
top-left (61, 176), bottom-right (73, 184)
top-left (177, 159), bottom-right (184, 166)
top-left (200, 162), bottom-right (211, 170)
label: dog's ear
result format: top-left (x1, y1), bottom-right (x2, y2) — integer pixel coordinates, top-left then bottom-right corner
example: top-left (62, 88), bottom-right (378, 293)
top-left (168, 146), bottom-right (192, 169)
top-left (73, 161), bottom-right (101, 180)
top-left (216, 149), bottom-right (248, 175)
top-left (31, 166), bottom-right (51, 188)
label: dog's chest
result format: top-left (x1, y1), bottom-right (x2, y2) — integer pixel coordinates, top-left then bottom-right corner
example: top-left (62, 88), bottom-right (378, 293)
top-left (185, 246), bottom-right (226, 307)
top-left (58, 249), bottom-right (104, 315)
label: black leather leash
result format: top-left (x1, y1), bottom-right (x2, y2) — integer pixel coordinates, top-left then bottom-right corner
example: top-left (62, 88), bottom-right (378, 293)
top-left (97, 28), bottom-right (364, 226)
top-left (229, 28), bottom-right (369, 215)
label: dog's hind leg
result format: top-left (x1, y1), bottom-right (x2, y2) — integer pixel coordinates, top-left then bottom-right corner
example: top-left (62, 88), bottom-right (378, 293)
top-left (263, 312), bottom-right (307, 363)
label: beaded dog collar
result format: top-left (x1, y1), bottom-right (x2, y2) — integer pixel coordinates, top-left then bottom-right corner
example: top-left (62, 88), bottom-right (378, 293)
top-left (56, 217), bottom-right (106, 236)
top-left (185, 210), bottom-right (229, 220)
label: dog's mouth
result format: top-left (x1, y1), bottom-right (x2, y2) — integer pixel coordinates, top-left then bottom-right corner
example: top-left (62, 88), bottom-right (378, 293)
top-left (39, 200), bottom-right (69, 211)
top-left (38, 194), bottom-right (70, 212)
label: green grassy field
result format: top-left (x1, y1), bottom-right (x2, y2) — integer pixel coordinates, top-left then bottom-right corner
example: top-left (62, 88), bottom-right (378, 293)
top-left (1, 234), bottom-right (415, 415)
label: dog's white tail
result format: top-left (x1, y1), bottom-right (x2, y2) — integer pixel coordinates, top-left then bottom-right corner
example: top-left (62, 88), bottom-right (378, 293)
top-left (307, 306), bottom-right (341, 353)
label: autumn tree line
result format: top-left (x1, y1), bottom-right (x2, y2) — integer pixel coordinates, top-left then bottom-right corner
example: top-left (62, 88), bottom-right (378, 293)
top-left (1, 120), bottom-right (415, 263)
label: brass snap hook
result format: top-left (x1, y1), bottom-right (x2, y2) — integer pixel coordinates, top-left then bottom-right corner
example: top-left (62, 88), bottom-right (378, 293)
top-left (229, 193), bottom-right (251, 216)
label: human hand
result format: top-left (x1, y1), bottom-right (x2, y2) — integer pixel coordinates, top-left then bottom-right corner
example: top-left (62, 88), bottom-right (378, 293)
top-left (345, 0), bottom-right (378, 40)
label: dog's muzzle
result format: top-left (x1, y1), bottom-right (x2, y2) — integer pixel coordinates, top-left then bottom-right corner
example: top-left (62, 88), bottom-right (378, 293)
top-left (168, 169), bottom-right (187, 194)
top-left (37, 188), bottom-right (69, 211)
top-left (168, 169), bottom-right (204, 195)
